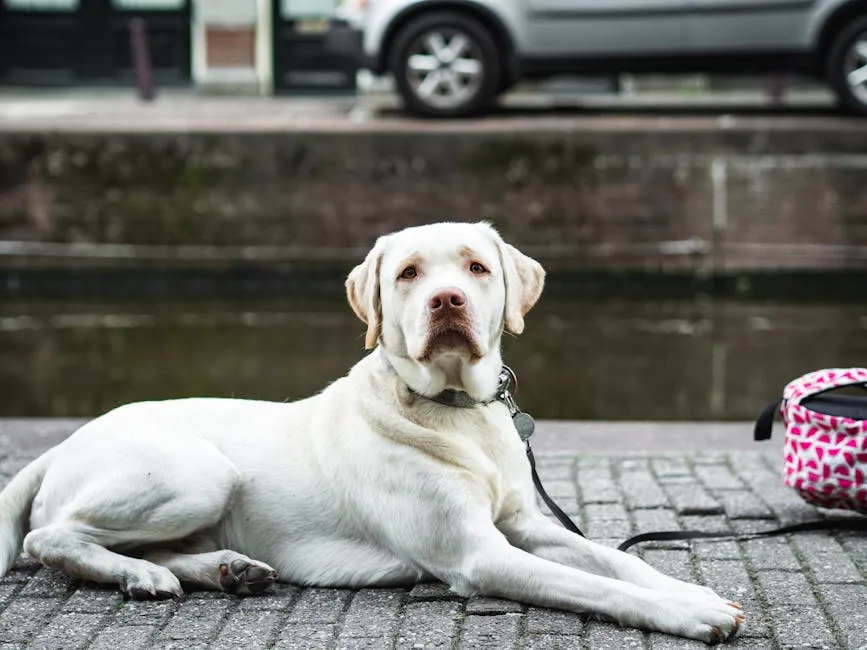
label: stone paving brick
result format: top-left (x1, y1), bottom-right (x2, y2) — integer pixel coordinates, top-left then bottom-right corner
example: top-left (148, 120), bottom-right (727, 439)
top-left (457, 613), bottom-right (521, 650)
top-left (89, 624), bottom-right (160, 650)
top-left (755, 571), bottom-right (818, 607)
top-left (158, 600), bottom-right (232, 641)
top-left (17, 568), bottom-right (74, 597)
top-left (0, 597), bottom-right (64, 643)
top-left (820, 583), bottom-right (867, 650)
top-left (274, 623), bottom-right (338, 650)
top-left (408, 582), bottom-right (458, 601)
top-left (465, 596), bottom-right (522, 614)
top-left (112, 599), bottom-right (176, 625)
top-left (236, 583), bottom-right (301, 612)
top-left (339, 588), bottom-right (406, 638)
top-left (741, 537), bottom-right (801, 571)
top-left (535, 461), bottom-right (575, 481)
top-left (524, 633), bottom-right (583, 649)
top-left (0, 557), bottom-right (40, 584)
top-left (396, 600), bottom-right (460, 649)
top-left (790, 534), bottom-right (864, 583)
top-left (718, 491), bottom-right (775, 520)
top-left (538, 479), bottom-right (578, 500)
top-left (697, 560), bottom-right (768, 639)
top-left (663, 483), bottom-right (724, 515)
top-left (576, 466), bottom-right (621, 504)
top-left (0, 644), bottom-right (26, 650)
top-left (62, 586), bottom-right (124, 613)
top-left (620, 471), bottom-right (670, 510)
top-left (632, 507), bottom-right (680, 533)
top-left (768, 605), bottom-right (837, 649)
top-left (646, 632), bottom-right (708, 648)
top-left (284, 587), bottom-right (352, 623)
top-left (0, 584), bottom-right (18, 609)
top-left (694, 463), bottom-right (744, 491)
top-left (641, 550), bottom-right (695, 583)
top-left (525, 607), bottom-right (583, 635)
top-left (28, 611), bottom-right (106, 650)
top-left (210, 609), bottom-right (284, 650)
top-left (690, 540), bottom-right (741, 560)
top-left (584, 621), bottom-right (647, 648)
top-left (651, 457), bottom-right (692, 479)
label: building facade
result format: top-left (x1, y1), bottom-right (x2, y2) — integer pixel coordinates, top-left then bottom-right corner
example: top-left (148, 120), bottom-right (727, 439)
top-left (0, 0), bottom-right (356, 93)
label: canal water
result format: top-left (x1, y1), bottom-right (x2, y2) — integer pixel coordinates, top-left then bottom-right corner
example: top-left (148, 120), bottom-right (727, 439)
top-left (1, 297), bottom-right (864, 421)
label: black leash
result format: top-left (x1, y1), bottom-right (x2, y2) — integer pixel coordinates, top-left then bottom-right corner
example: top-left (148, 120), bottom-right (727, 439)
top-left (617, 518), bottom-right (867, 552)
top-left (526, 440), bottom-right (585, 536)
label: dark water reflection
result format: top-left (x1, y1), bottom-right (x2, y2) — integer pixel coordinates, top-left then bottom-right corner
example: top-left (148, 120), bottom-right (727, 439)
top-left (2, 297), bottom-right (865, 420)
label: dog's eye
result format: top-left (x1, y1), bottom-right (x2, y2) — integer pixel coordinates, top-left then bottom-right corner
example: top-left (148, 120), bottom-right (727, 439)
top-left (399, 266), bottom-right (418, 280)
top-left (469, 262), bottom-right (488, 275)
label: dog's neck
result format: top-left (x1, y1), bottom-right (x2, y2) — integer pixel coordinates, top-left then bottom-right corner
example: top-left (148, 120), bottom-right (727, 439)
top-left (379, 346), bottom-right (503, 403)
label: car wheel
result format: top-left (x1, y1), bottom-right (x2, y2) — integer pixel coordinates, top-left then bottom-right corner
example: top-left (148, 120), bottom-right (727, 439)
top-left (390, 12), bottom-right (501, 118)
top-left (827, 16), bottom-right (867, 115)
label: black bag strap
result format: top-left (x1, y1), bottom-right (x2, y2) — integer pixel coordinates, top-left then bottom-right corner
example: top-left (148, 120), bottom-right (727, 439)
top-left (526, 442), bottom-right (585, 537)
top-left (617, 517), bottom-right (867, 553)
top-left (754, 398), bottom-right (782, 441)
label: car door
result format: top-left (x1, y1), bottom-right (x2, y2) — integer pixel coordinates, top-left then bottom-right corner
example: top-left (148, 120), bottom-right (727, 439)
top-left (524, 0), bottom-right (690, 57)
top-left (686, 0), bottom-right (815, 51)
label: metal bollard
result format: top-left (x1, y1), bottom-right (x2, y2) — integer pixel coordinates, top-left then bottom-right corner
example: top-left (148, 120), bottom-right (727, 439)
top-left (130, 18), bottom-right (156, 102)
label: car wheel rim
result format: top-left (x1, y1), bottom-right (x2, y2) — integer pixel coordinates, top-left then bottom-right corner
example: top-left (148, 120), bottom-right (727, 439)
top-left (845, 32), bottom-right (867, 105)
top-left (405, 28), bottom-right (484, 110)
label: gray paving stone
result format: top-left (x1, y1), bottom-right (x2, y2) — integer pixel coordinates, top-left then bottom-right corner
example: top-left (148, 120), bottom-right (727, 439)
top-left (577, 468), bottom-right (621, 504)
top-left (768, 604), bottom-right (837, 649)
top-left (339, 588), bottom-right (406, 638)
top-left (755, 571), bottom-right (818, 607)
top-left (88, 624), bottom-right (160, 650)
top-left (696, 560), bottom-right (768, 639)
top-left (0, 644), bottom-right (26, 650)
top-left (112, 599), bottom-right (176, 625)
top-left (210, 608), bottom-right (284, 649)
top-left (28, 612), bottom-right (106, 650)
top-left (820, 583), bottom-right (867, 650)
top-left (524, 633), bottom-right (583, 649)
top-left (0, 584), bottom-right (18, 609)
top-left (719, 491), bottom-right (775, 519)
top-left (525, 607), bottom-right (583, 635)
top-left (0, 597), bottom-right (64, 643)
top-left (62, 586), bottom-right (123, 613)
top-left (742, 537), bottom-right (801, 571)
top-left (535, 461), bottom-right (575, 481)
top-left (284, 587), bottom-right (352, 624)
top-left (17, 568), bottom-right (74, 597)
top-left (621, 473), bottom-right (671, 510)
top-left (539, 479), bottom-right (578, 500)
top-left (408, 582), bottom-right (459, 601)
top-left (642, 550), bottom-right (695, 583)
top-left (585, 620), bottom-right (648, 649)
top-left (236, 583), bottom-right (301, 611)
top-left (274, 622), bottom-right (338, 650)
top-left (651, 458), bottom-right (692, 479)
top-left (457, 613), bottom-right (521, 649)
top-left (663, 484), bottom-right (724, 516)
top-left (690, 540), bottom-right (741, 560)
top-left (396, 601), bottom-right (460, 649)
top-left (335, 637), bottom-right (397, 649)
top-left (465, 596), bottom-right (522, 614)
top-left (790, 535), bottom-right (864, 583)
top-left (158, 600), bottom-right (232, 641)
top-left (646, 632), bottom-right (708, 649)
top-left (694, 463), bottom-right (744, 491)
top-left (0, 557), bottom-right (40, 584)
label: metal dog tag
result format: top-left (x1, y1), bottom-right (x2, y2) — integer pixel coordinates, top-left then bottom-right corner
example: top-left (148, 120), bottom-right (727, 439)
top-left (513, 412), bottom-right (536, 440)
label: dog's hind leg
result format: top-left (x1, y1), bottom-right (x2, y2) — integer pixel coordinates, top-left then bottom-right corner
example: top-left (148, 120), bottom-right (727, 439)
top-left (23, 433), bottom-right (243, 600)
top-left (144, 548), bottom-right (279, 595)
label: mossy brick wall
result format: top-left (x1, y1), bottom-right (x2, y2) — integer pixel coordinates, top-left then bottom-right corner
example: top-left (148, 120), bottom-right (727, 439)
top-left (1, 128), bottom-right (866, 272)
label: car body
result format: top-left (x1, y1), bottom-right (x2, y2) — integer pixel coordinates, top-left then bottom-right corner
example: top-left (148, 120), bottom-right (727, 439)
top-left (325, 0), bottom-right (867, 117)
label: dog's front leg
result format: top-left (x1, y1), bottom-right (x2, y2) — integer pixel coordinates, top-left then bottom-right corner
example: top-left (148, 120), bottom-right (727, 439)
top-left (499, 511), bottom-right (721, 599)
top-left (454, 530), bottom-right (743, 644)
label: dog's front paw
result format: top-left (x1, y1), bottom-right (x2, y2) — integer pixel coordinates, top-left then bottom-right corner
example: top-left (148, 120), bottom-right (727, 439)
top-left (218, 555), bottom-right (279, 595)
top-left (665, 594), bottom-right (745, 644)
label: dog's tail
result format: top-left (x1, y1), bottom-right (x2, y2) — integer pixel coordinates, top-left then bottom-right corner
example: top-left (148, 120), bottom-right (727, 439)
top-left (0, 451), bottom-right (50, 577)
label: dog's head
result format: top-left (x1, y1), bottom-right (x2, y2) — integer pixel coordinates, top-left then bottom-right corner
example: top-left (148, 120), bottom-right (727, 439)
top-left (346, 222), bottom-right (544, 399)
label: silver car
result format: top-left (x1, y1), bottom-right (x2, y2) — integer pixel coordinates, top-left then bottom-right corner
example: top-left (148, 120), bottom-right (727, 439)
top-left (326, 0), bottom-right (867, 118)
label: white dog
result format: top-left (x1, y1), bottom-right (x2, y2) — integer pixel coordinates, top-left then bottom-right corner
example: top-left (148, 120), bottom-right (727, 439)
top-left (0, 222), bottom-right (743, 642)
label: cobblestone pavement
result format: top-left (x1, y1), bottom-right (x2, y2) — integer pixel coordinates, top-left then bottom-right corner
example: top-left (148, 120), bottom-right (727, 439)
top-left (1, 429), bottom-right (865, 649)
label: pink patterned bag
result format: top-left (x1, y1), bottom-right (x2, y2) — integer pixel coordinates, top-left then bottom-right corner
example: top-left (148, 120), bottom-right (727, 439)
top-left (754, 367), bottom-right (867, 514)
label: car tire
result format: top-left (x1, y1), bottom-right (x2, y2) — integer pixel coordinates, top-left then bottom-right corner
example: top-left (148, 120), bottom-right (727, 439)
top-left (389, 11), bottom-right (501, 118)
top-left (827, 16), bottom-right (867, 115)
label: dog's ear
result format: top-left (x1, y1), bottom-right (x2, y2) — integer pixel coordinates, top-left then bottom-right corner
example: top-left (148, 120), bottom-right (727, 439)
top-left (496, 237), bottom-right (545, 335)
top-left (346, 242), bottom-right (384, 349)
